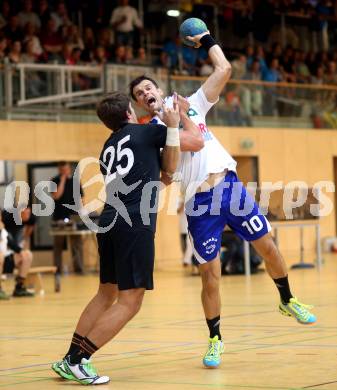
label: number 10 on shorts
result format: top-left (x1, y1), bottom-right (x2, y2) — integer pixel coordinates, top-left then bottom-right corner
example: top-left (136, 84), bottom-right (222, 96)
top-left (242, 216), bottom-right (264, 235)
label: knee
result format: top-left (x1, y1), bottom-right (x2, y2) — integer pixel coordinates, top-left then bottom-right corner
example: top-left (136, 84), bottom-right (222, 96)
top-left (22, 250), bottom-right (33, 266)
top-left (97, 284), bottom-right (118, 308)
top-left (258, 238), bottom-right (278, 262)
top-left (201, 266), bottom-right (221, 292)
top-left (122, 290), bottom-right (144, 318)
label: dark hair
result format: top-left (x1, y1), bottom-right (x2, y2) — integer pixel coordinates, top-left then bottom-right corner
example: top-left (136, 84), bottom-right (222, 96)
top-left (129, 75), bottom-right (158, 101)
top-left (57, 161), bottom-right (68, 167)
top-left (96, 91), bottom-right (130, 131)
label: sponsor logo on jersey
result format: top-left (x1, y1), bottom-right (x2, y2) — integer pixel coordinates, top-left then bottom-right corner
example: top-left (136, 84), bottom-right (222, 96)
top-left (202, 237), bottom-right (218, 254)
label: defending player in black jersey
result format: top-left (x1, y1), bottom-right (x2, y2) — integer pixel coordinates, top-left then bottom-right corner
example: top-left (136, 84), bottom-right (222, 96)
top-left (52, 91), bottom-right (180, 385)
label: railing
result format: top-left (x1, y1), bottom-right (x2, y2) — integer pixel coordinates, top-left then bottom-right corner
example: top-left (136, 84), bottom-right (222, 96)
top-left (1, 62), bottom-right (337, 129)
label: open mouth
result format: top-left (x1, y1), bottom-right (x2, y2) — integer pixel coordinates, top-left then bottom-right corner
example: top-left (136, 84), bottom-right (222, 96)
top-left (147, 97), bottom-right (156, 107)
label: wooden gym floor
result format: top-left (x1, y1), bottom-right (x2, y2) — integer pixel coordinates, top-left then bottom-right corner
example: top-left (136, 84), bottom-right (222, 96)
top-left (1, 254), bottom-right (337, 390)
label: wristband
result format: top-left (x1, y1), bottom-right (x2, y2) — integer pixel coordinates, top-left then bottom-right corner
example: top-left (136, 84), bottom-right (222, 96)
top-left (200, 34), bottom-right (216, 52)
top-left (166, 127), bottom-right (180, 147)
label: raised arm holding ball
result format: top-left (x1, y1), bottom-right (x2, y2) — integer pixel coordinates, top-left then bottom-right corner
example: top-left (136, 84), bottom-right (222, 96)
top-left (130, 19), bottom-right (316, 370)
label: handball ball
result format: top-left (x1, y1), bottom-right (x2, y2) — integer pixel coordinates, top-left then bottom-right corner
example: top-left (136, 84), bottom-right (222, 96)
top-left (179, 18), bottom-right (208, 47)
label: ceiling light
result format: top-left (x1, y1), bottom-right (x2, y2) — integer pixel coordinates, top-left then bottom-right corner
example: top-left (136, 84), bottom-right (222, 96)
top-left (167, 9), bottom-right (180, 17)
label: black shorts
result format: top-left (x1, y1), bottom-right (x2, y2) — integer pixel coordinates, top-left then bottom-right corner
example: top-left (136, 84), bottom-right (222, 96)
top-left (3, 254), bottom-right (15, 274)
top-left (97, 227), bottom-right (155, 290)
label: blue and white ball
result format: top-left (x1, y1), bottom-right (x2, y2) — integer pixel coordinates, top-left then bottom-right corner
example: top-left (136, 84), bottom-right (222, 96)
top-left (179, 17), bottom-right (208, 47)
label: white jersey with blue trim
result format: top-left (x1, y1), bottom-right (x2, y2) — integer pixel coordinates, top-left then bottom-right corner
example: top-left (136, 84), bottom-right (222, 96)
top-left (152, 87), bottom-right (237, 200)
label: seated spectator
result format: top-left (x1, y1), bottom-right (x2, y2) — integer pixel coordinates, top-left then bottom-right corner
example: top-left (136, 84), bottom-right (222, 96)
top-left (40, 18), bottom-right (63, 61)
top-left (60, 42), bottom-right (73, 64)
top-left (23, 22), bottom-right (43, 57)
top-left (21, 40), bottom-right (46, 97)
top-left (232, 54), bottom-right (247, 79)
top-left (324, 61), bottom-right (337, 85)
top-left (65, 24), bottom-right (84, 51)
top-left (262, 58), bottom-right (282, 82)
top-left (281, 45), bottom-right (296, 82)
top-left (3, 15), bottom-right (23, 45)
top-left (51, 1), bottom-right (71, 32)
top-left (18, 0), bottom-right (41, 31)
top-left (83, 26), bottom-right (96, 52)
top-left (8, 40), bottom-right (22, 64)
top-left (241, 59), bottom-right (263, 116)
top-left (160, 36), bottom-right (181, 71)
top-left (0, 0), bottom-right (10, 30)
top-left (295, 50), bottom-right (311, 83)
top-left (0, 208), bottom-right (35, 298)
top-left (245, 44), bottom-right (254, 68)
top-left (125, 45), bottom-right (134, 64)
top-left (253, 45), bottom-right (268, 74)
top-left (0, 37), bottom-right (8, 62)
top-left (93, 46), bottom-right (107, 65)
top-left (136, 47), bottom-right (149, 66)
top-left (110, 0), bottom-right (142, 47)
top-left (182, 45), bottom-right (198, 75)
top-left (311, 65), bottom-right (325, 85)
top-left (96, 27), bottom-right (113, 54)
top-left (114, 44), bottom-right (126, 63)
top-left (225, 86), bottom-right (251, 126)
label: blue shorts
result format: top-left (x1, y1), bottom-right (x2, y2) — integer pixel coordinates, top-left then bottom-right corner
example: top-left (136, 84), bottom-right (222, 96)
top-left (185, 171), bottom-right (271, 264)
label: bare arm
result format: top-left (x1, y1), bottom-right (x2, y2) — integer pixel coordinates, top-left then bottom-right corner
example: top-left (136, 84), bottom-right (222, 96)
top-left (52, 175), bottom-right (66, 200)
top-left (156, 94), bottom-right (180, 175)
top-left (187, 32), bottom-right (232, 103)
top-left (176, 94), bottom-right (204, 152)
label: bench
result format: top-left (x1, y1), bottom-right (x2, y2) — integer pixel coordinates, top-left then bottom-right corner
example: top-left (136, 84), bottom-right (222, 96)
top-left (15, 266), bottom-right (57, 295)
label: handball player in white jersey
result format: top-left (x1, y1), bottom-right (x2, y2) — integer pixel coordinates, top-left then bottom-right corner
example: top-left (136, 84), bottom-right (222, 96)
top-left (130, 30), bottom-right (316, 368)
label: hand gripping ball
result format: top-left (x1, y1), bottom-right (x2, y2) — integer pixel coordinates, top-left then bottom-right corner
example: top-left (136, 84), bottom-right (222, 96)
top-left (179, 17), bottom-right (208, 47)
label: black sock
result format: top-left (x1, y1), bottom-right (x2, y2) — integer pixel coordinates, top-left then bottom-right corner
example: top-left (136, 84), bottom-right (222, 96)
top-left (64, 332), bottom-right (84, 358)
top-left (273, 275), bottom-right (293, 304)
top-left (69, 337), bottom-right (98, 364)
top-left (206, 316), bottom-right (221, 340)
top-left (15, 276), bottom-right (25, 290)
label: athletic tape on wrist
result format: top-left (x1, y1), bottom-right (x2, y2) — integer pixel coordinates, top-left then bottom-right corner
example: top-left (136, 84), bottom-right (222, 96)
top-left (200, 34), bottom-right (216, 52)
top-left (166, 127), bottom-right (180, 146)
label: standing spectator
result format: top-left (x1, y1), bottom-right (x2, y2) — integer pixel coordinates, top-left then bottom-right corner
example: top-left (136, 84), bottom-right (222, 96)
top-left (0, 0), bottom-right (11, 30)
top-left (40, 18), bottom-right (63, 61)
top-left (110, 0), bottom-right (143, 46)
top-left (51, 162), bottom-right (84, 275)
top-left (17, 0), bottom-right (41, 31)
top-left (232, 54), bottom-right (247, 79)
top-left (3, 15), bottom-right (23, 44)
top-left (311, 65), bottom-right (325, 84)
top-left (262, 58), bottom-right (282, 82)
top-left (38, 0), bottom-right (51, 30)
top-left (83, 27), bottom-right (96, 52)
top-left (51, 1), bottom-right (71, 32)
top-left (23, 22), bottom-right (43, 57)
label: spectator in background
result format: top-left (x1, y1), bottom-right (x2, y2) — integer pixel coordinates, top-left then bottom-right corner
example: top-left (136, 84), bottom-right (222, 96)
top-left (114, 44), bottom-right (126, 64)
top-left (65, 24), bottom-right (84, 51)
top-left (110, 0), bottom-right (142, 47)
top-left (38, 0), bottom-right (51, 30)
top-left (22, 39), bottom-right (46, 97)
top-left (281, 45), bottom-right (296, 82)
top-left (125, 45), bottom-right (134, 64)
top-left (60, 42), bottom-right (73, 64)
top-left (311, 65), bottom-right (325, 84)
top-left (23, 22), bottom-right (43, 57)
top-left (182, 45), bottom-right (198, 75)
top-left (242, 59), bottom-right (263, 116)
top-left (0, 1), bottom-right (10, 30)
top-left (96, 27), bottom-right (113, 54)
top-left (17, 0), bottom-right (41, 31)
top-left (136, 47), bottom-right (149, 66)
top-left (93, 45), bottom-right (107, 65)
top-left (0, 37), bottom-right (8, 62)
top-left (324, 61), bottom-right (337, 85)
top-left (51, 1), bottom-right (71, 32)
top-left (295, 50), bottom-right (311, 83)
top-left (8, 40), bottom-right (22, 64)
top-left (161, 36), bottom-right (181, 72)
top-left (83, 26), bottom-right (96, 53)
top-left (231, 54), bottom-right (247, 79)
top-left (40, 18), bottom-right (63, 61)
top-left (262, 57), bottom-right (283, 82)
top-left (51, 162), bottom-right (84, 275)
top-left (3, 15), bottom-right (23, 44)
